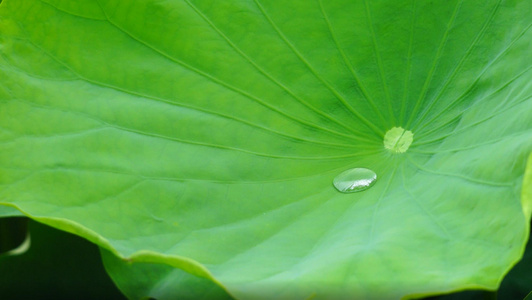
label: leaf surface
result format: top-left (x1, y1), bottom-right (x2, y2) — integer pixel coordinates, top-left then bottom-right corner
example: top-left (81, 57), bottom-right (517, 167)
top-left (100, 248), bottom-right (233, 300)
top-left (0, 205), bottom-right (23, 217)
top-left (525, 291), bottom-right (532, 300)
top-left (0, 0), bottom-right (531, 298)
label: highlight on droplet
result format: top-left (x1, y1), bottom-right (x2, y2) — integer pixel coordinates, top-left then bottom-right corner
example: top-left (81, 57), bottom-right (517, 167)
top-left (333, 167), bottom-right (377, 193)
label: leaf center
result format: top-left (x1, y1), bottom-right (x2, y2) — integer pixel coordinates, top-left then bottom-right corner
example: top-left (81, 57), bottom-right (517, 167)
top-left (383, 127), bottom-right (414, 153)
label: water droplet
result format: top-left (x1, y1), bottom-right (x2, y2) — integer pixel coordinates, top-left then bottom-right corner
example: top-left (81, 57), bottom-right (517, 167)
top-left (383, 127), bottom-right (414, 153)
top-left (333, 168), bottom-right (377, 193)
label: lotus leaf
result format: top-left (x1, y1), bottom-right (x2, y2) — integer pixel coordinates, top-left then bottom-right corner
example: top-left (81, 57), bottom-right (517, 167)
top-left (0, 0), bottom-right (531, 299)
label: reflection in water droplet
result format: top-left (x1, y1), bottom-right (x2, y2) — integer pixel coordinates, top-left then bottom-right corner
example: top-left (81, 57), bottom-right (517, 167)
top-left (333, 168), bottom-right (377, 193)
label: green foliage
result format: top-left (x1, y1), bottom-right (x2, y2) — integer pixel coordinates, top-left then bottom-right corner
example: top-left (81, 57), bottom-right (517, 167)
top-left (427, 225), bottom-right (532, 299)
top-left (0, 0), bottom-right (531, 299)
top-left (0, 217), bottom-right (27, 254)
top-left (0, 218), bottom-right (125, 299)
top-left (0, 205), bottom-right (24, 218)
top-left (100, 248), bottom-right (232, 300)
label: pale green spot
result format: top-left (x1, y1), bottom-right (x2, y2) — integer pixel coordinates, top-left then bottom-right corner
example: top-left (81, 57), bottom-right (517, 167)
top-left (383, 127), bottom-right (414, 153)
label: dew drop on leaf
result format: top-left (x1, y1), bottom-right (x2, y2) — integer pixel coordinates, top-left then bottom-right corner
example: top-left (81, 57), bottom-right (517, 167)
top-left (333, 168), bottom-right (377, 193)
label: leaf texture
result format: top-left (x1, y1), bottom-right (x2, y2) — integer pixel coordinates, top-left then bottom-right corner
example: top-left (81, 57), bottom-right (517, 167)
top-left (0, 0), bottom-right (531, 299)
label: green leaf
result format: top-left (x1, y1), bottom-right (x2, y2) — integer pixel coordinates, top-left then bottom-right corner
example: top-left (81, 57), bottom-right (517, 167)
top-left (425, 222), bottom-right (532, 300)
top-left (497, 223), bottom-right (532, 300)
top-left (525, 291), bottom-right (532, 300)
top-left (0, 205), bottom-right (23, 218)
top-left (0, 217), bottom-right (27, 254)
top-left (100, 248), bottom-right (233, 300)
top-left (1, 0), bottom-right (531, 299)
top-left (0, 220), bottom-right (126, 299)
